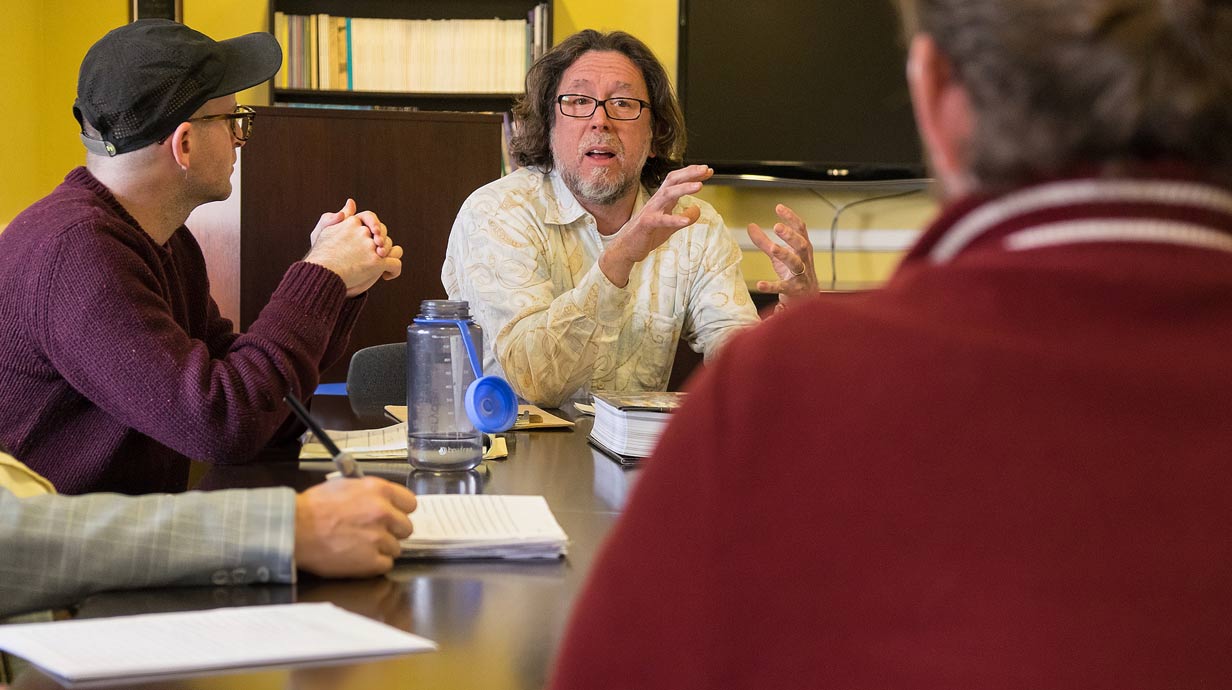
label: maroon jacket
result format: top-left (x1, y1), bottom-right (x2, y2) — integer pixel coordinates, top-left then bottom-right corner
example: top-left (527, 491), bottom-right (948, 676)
top-left (0, 168), bottom-right (362, 494)
top-left (552, 172), bottom-right (1232, 689)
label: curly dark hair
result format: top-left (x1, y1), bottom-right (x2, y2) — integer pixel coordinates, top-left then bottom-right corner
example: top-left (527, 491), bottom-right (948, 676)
top-left (509, 30), bottom-right (686, 189)
top-left (896, 0), bottom-right (1232, 188)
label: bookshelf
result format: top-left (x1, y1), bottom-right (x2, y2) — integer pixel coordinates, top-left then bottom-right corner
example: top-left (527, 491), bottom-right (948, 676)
top-left (269, 0), bottom-right (553, 112)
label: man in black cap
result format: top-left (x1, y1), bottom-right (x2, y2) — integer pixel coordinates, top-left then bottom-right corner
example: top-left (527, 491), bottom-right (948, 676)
top-left (0, 20), bottom-right (404, 495)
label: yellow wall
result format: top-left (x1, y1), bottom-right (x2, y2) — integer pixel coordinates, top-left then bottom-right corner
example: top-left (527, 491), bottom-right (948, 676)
top-left (0, 0), bottom-right (51, 226)
top-left (4, 1), bottom-right (935, 285)
top-left (554, 0), bottom-right (677, 80)
top-left (1, 1), bottom-right (262, 227)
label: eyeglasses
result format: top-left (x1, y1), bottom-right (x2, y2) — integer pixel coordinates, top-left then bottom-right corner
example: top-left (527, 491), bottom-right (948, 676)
top-left (556, 94), bottom-right (651, 121)
top-left (186, 105), bottom-right (256, 142)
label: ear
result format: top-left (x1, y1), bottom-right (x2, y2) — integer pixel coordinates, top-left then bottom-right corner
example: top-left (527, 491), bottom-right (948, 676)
top-left (168, 122), bottom-right (194, 170)
top-left (906, 34), bottom-right (974, 197)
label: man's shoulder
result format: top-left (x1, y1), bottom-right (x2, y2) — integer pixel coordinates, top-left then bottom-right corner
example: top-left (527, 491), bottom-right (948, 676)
top-left (463, 167), bottom-right (549, 205)
top-left (725, 290), bottom-right (890, 367)
top-left (457, 168), bottom-right (554, 225)
top-left (2, 188), bottom-right (123, 260)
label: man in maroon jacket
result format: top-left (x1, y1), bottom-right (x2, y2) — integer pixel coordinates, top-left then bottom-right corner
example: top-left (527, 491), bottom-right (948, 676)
top-left (0, 21), bottom-right (403, 494)
top-left (551, 1), bottom-right (1232, 688)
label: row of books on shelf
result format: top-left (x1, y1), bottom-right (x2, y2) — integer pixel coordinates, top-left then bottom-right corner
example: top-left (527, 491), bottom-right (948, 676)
top-left (273, 6), bottom-right (550, 95)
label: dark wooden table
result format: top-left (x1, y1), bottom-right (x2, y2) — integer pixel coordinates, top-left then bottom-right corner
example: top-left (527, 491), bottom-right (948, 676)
top-left (10, 401), bottom-right (637, 690)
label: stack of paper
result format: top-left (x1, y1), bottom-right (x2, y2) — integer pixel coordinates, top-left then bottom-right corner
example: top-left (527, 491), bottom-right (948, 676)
top-left (589, 391), bottom-right (686, 464)
top-left (402, 495), bottom-right (568, 560)
top-left (0, 603), bottom-right (435, 685)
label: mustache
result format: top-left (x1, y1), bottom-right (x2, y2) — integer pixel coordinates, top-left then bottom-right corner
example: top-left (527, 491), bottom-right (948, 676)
top-left (577, 134), bottom-right (624, 156)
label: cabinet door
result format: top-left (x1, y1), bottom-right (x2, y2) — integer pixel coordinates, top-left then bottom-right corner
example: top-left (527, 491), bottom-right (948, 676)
top-left (188, 106), bottom-right (503, 383)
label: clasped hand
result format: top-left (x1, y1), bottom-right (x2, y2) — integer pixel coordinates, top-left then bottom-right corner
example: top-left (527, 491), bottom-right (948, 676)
top-left (305, 198), bottom-right (404, 298)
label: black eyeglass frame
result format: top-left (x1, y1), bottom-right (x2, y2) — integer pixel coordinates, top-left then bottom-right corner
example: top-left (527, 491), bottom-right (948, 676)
top-left (556, 94), bottom-right (652, 121)
top-left (184, 105), bottom-right (256, 142)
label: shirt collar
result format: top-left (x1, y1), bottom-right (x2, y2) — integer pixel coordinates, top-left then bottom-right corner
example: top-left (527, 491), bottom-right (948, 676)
top-left (542, 167), bottom-right (649, 228)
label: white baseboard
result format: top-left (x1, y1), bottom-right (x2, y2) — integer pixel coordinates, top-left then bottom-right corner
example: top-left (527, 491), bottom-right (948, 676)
top-left (735, 227), bottom-right (921, 253)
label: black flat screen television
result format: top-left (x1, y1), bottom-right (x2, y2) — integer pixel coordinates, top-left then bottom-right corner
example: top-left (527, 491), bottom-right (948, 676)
top-left (677, 0), bottom-right (925, 182)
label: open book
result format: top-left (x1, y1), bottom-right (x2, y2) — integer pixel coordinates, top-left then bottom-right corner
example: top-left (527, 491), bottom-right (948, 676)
top-left (402, 494), bottom-right (568, 560)
top-left (588, 391), bottom-right (685, 464)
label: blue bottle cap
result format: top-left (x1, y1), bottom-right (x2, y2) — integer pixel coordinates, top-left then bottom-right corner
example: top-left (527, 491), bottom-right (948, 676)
top-left (465, 375), bottom-right (518, 433)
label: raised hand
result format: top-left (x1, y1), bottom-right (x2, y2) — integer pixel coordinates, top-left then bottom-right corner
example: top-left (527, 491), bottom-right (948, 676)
top-left (746, 203), bottom-right (819, 308)
top-left (598, 164), bottom-right (714, 287)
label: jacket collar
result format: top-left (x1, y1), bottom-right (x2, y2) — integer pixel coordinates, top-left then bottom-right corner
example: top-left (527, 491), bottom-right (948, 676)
top-left (905, 171), bottom-right (1232, 267)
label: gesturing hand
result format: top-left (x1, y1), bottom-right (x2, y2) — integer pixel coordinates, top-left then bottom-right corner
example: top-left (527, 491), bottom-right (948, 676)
top-left (746, 203), bottom-right (819, 308)
top-left (599, 164), bottom-right (715, 288)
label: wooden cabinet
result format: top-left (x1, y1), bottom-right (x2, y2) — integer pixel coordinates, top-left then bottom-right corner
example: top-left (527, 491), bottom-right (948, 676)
top-left (186, 106), bottom-right (503, 382)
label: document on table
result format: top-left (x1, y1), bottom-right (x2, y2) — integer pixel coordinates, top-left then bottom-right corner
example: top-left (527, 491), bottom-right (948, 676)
top-left (0, 602), bottom-right (436, 685)
top-left (402, 494), bottom-right (569, 560)
top-left (384, 404), bottom-right (575, 429)
top-left (300, 422), bottom-right (409, 459)
top-left (298, 422), bottom-right (508, 465)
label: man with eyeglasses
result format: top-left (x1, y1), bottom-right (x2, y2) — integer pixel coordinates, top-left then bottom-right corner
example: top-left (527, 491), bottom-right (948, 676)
top-left (443, 30), bottom-right (819, 408)
top-left (0, 20), bottom-right (405, 496)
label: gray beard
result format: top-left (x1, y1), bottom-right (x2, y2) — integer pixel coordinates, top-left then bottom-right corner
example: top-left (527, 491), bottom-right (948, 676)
top-left (560, 165), bottom-right (639, 207)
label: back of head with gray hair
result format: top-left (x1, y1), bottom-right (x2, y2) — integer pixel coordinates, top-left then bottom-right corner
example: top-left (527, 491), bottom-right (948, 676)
top-left (896, 0), bottom-right (1232, 189)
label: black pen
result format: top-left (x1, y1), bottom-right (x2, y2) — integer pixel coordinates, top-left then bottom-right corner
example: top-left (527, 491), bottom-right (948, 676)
top-left (284, 393), bottom-right (364, 478)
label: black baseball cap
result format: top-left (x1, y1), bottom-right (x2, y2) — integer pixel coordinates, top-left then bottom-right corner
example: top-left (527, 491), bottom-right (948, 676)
top-left (74, 19), bottom-right (282, 156)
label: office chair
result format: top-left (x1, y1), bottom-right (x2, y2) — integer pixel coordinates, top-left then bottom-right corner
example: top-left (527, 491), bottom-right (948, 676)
top-left (346, 342), bottom-right (406, 416)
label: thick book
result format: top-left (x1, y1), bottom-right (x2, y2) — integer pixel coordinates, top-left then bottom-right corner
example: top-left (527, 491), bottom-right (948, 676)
top-left (588, 391), bottom-right (685, 464)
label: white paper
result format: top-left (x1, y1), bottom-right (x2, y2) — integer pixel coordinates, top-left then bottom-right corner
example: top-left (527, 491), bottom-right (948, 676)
top-left (0, 602), bottom-right (436, 684)
top-left (402, 495), bottom-right (568, 559)
top-left (300, 422), bottom-right (409, 459)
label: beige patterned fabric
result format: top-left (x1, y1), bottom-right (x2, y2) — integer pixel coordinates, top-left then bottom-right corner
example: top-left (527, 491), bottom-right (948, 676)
top-left (443, 168), bottom-right (759, 407)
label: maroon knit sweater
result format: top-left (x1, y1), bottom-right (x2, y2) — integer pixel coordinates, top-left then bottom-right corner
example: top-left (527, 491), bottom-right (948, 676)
top-left (0, 168), bottom-right (363, 494)
top-left (552, 172), bottom-right (1232, 689)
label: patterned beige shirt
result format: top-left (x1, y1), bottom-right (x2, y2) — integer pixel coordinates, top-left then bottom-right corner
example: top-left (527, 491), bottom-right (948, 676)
top-left (442, 167), bottom-right (759, 407)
